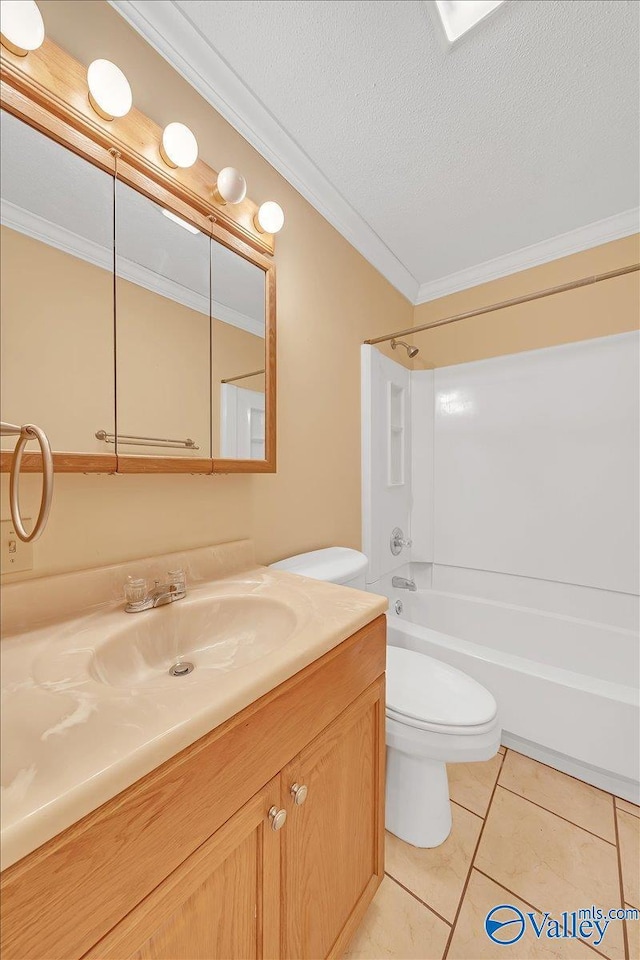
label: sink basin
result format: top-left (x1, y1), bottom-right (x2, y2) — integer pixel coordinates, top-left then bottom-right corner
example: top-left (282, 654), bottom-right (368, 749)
top-left (89, 595), bottom-right (298, 688)
top-left (31, 593), bottom-right (299, 692)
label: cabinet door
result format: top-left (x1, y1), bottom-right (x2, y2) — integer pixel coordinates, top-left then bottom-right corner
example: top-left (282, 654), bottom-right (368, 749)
top-left (280, 678), bottom-right (385, 960)
top-left (88, 777), bottom-right (281, 960)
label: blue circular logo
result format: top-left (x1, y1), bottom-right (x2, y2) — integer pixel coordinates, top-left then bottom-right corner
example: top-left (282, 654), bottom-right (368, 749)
top-left (485, 904), bottom-right (526, 945)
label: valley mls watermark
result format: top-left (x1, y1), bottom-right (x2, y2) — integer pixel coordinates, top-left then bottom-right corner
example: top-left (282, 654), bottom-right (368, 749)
top-left (484, 903), bottom-right (639, 948)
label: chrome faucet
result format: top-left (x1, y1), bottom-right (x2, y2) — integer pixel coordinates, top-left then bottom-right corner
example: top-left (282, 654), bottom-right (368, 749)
top-left (124, 570), bottom-right (187, 613)
top-left (392, 576), bottom-right (417, 592)
top-left (390, 527), bottom-right (412, 556)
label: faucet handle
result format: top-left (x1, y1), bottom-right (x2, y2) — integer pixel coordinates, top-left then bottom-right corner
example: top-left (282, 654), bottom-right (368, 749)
top-left (167, 569), bottom-right (186, 594)
top-left (124, 576), bottom-right (153, 613)
top-left (125, 577), bottom-right (149, 605)
top-left (390, 527), bottom-right (412, 556)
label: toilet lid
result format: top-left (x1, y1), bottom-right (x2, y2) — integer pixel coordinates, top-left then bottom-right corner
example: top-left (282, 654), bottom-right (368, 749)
top-left (386, 647), bottom-right (497, 728)
top-left (269, 548), bottom-right (367, 585)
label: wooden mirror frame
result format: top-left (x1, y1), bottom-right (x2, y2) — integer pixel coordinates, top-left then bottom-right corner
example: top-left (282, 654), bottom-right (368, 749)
top-left (0, 38), bottom-right (276, 475)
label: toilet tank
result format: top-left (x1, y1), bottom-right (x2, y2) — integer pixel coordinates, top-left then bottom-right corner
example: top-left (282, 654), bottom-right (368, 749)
top-left (269, 547), bottom-right (368, 590)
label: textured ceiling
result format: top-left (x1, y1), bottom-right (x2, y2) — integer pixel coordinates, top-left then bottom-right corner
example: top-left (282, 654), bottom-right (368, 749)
top-left (113, 0), bottom-right (639, 300)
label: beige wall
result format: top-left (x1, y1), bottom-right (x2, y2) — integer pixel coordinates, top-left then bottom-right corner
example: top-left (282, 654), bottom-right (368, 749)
top-left (411, 235), bottom-right (640, 367)
top-left (117, 279), bottom-right (211, 457)
top-left (0, 0), bottom-right (411, 581)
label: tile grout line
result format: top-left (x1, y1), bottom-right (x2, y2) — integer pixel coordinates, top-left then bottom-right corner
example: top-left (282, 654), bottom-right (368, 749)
top-left (471, 867), bottom-right (611, 960)
top-left (440, 748), bottom-right (508, 959)
top-left (380, 746), bottom-right (632, 960)
top-left (450, 798), bottom-right (483, 821)
top-left (383, 872), bottom-right (452, 928)
top-left (496, 784), bottom-right (618, 846)
top-left (479, 771), bottom-right (623, 960)
top-left (615, 802), bottom-right (640, 821)
top-left (507, 747), bottom-right (619, 798)
top-left (612, 796), bottom-right (631, 960)
top-left (509, 747), bottom-right (640, 818)
top-left (503, 746), bottom-right (639, 819)
top-left (448, 797), bottom-right (486, 821)
top-left (379, 791), bottom-right (484, 934)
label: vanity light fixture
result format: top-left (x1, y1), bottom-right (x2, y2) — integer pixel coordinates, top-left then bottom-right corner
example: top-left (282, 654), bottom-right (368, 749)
top-left (87, 59), bottom-right (132, 121)
top-left (161, 208), bottom-right (200, 234)
top-left (254, 201), bottom-right (285, 235)
top-left (0, 0), bottom-right (45, 57)
top-left (160, 122), bottom-right (198, 169)
top-left (214, 167), bottom-right (247, 205)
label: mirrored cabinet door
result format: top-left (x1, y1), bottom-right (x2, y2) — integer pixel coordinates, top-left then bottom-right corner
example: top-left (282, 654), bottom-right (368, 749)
top-left (211, 239), bottom-right (267, 461)
top-left (0, 111), bottom-right (115, 458)
top-left (114, 182), bottom-right (212, 463)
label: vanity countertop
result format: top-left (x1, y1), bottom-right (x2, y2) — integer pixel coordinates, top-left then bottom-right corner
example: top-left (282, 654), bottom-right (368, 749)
top-left (0, 541), bottom-right (387, 871)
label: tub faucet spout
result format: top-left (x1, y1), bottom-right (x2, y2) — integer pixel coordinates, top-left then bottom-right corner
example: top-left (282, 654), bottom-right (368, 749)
top-left (392, 576), bottom-right (417, 592)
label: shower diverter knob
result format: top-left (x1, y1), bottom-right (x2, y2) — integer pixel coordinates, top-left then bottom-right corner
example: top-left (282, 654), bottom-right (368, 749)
top-left (390, 527), bottom-right (412, 556)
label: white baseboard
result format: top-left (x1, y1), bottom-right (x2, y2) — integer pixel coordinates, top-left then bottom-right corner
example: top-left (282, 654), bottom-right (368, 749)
top-left (502, 731), bottom-right (640, 805)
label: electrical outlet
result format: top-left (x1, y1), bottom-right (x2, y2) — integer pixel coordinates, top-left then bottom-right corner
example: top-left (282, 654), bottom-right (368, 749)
top-left (1, 519), bottom-right (33, 574)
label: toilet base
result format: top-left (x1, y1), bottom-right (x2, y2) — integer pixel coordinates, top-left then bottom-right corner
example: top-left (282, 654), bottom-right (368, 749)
top-left (384, 710), bottom-right (501, 849)
top-left (386, 747), bottom-right (452, 847)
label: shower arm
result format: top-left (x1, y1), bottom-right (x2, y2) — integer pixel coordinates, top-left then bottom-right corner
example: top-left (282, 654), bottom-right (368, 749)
top-left (391, 339), bottom-right (419, 358)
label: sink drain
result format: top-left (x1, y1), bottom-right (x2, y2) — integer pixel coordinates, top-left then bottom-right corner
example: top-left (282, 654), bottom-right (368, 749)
top-left (169, 661), bottom-right (194, 677)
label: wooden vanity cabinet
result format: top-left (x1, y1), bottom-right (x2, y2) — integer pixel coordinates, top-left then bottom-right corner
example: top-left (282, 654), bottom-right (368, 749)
top-left (0, 615), bottom-right (386, 960)
top-left (89, 776), bottom-right (283, 960)
top-left (281, 682), bottom-right (384, 959)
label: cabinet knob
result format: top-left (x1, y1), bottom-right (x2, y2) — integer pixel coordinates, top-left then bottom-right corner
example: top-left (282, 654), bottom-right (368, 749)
top-left (268, 805), bottom-right (287, 831)
top-left (290, 783), bottom-right (308, 806)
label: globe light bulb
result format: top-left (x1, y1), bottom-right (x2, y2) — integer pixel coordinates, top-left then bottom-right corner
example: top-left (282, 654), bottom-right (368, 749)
top-left (0, 1), bottom-right (45, 57)
top-left (87, 59), bottom-right (132, 121)
top-left (214, 167), bottom-right (247, 205)
top-left (255, 201), bottom-right (285, 235)
top-left (160, 122), bottom-right (198, 169)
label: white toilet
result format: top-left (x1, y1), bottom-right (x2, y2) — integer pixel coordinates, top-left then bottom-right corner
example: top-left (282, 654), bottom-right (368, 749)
top-left (385, 646), bottom-right (499, 846)
top-left (270, 548), bottom-right (501, 848)
top-left (270, 546), bottom-right (368, 589)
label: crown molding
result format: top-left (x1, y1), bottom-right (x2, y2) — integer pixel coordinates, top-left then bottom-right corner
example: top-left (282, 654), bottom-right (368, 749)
top-left (1, 199), bottom-right (265, 338)
top-left (108, 0), bottom-right (420, 303)
top-left (415, 207), bottom-right (640, 305)
top-left (1, 199), bottom-right (111, 272)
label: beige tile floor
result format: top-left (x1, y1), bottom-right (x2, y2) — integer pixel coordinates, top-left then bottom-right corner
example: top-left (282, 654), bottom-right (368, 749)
top-left (344, 748), bottom-right (640, 960)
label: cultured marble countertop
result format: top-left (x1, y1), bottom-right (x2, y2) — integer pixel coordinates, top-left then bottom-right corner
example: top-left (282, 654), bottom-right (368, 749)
top-left (0, 543), bottom-right (387, 870)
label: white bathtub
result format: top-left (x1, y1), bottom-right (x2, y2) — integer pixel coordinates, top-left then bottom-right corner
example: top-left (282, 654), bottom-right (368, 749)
top-left (383, 584), bottom-right (640, 803)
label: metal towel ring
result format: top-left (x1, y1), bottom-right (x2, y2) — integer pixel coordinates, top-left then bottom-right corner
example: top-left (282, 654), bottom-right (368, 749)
top-left (1, 422), bottom-right (54, 542)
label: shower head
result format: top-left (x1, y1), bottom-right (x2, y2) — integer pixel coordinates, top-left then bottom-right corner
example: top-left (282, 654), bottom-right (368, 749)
top-left (391, 338), bottom-right (419, 359)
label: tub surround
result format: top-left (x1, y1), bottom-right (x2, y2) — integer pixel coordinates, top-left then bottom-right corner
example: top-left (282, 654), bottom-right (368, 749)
top-left (0, 539), bottom-right (387, 870)
top-left (362, 331), bottom-right (639, 801)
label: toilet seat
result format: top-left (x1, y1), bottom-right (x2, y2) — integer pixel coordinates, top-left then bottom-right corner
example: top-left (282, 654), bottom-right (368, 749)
top-left (385, 707), bottom-right (499, 737)
top-left (386, 646), bottom-right (497, 733)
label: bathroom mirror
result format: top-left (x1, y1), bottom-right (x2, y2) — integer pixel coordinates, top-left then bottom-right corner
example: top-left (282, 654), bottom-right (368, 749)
top-left (0, 110), bottom-right (115, 466)
top-left (1, 46), bottom-right (276, 475)
top-left (114, 181), bottom-right (212, 467)
top-left (212, 239), bottom-right (267, 460)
